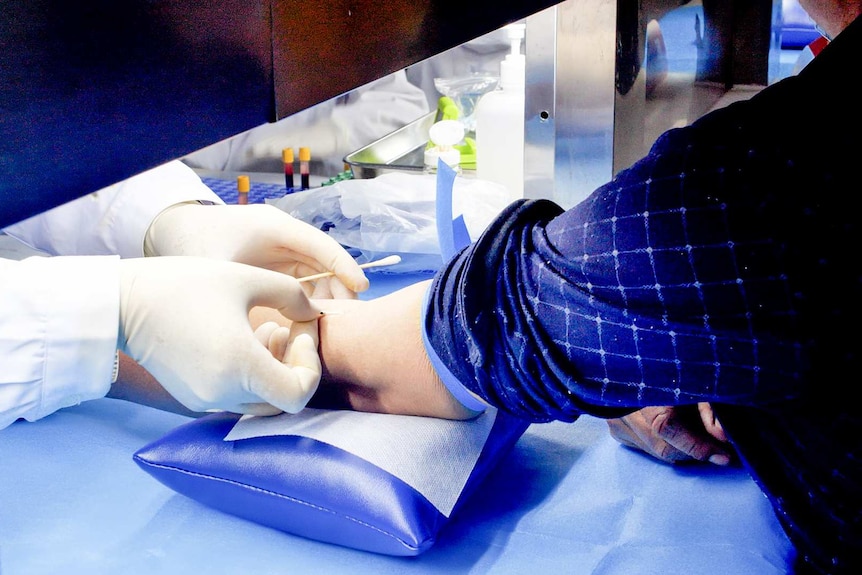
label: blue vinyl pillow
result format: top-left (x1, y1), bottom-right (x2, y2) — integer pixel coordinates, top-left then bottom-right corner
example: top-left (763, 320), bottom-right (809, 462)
top-left (133, 407), bottom-right (528, 556)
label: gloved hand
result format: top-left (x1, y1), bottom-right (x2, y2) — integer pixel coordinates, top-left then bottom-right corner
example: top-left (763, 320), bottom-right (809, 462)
top-left (118, 256), bottom-right (323, 415)
top-left (144, 202), bottom-right (369, 299)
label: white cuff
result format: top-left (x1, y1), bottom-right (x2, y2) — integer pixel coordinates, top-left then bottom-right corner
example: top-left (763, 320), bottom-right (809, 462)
top-left (0, 255), bottom-right (120, 427)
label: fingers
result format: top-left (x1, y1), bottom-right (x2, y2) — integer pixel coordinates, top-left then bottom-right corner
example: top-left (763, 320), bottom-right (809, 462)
top-left (119, 256), bottom-right (326, 416)
top-left (299, 236), bottom-right (370, 293)
top-left (234, 402), bottom-right (284, 417)
top-left (296, 275), bottom-right (361, 301)
top-left (317, 277), bottom-right (358, 300)
top-left (698, 402), bottom-right (727, 442)
top-left (175, 203), bottom-right (368, 294)
top-left (650, 405), bottom-right (733, 465)
top-left (245, 320), bottom-right (321, 414)
top-left (240, 265), bottom-right (322, 322)
top-left (328, 253), bottom-right (370, 294)
top-left (253, 322), bottom-right (292, 360)
top-left (264, 211), bottom-right (370, 293)
top-left (249, 320), bottom-right (319, 413)
top-left (253, 321), bottom-right (280, 346)
top-left (608, 411), bottom-right (691, 463)
top-left (608, 406), bottom-right (735, 466)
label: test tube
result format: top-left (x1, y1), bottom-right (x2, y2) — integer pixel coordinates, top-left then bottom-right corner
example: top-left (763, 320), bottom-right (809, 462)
top-left (282, 147), bottom-right (294, 191)
top-left (299, 146), bottom-right (311, 190)
top-left (237, 174), bottom-right (250, 205)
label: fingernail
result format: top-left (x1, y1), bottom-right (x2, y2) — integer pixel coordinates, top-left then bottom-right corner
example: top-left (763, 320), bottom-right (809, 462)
top-left (709, 454), bottom-right (731, 466)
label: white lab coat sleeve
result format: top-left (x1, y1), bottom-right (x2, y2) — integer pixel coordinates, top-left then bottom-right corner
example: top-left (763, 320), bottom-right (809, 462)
top-left (3, 160), bottom-right (222, 258)
top-left (0, 255), bottom-right (120, 429)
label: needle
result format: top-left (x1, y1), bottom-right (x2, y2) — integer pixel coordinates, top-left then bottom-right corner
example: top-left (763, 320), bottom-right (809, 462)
top-left (297, 255), bottom-right (402, 283)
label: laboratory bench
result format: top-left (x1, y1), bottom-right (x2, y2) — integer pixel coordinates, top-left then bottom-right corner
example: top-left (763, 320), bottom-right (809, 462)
top-left (0, 383), bottom-right (794, 575)
top-left (0, 229), bottom-right (796, 573)
top-left (0, 386), bottom-right (794, 575)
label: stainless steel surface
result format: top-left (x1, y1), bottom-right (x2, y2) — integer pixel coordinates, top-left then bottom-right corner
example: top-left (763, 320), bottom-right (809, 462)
top-left (343, 112), bottom-right (436, 179)
top-left (524, 0), bottom-right (781, 210)
top-left (526, 0), bottom-right (620, 208)
top-left (344, 110), bottom-right (479, 179)
top-left (523, 5), bottom-right (560, 203)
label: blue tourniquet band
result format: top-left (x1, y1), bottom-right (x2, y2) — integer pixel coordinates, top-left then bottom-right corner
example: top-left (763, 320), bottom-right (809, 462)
top-left (421, 283), bottom-right (488, 414)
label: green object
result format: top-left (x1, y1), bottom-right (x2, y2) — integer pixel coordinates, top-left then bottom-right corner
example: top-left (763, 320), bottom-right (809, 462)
top-left (436, 96), bottom-right (460, 122)
top-left (321, 170), bottom-right (353, 186)
top-left (455, 137), bottom-right (476, 170)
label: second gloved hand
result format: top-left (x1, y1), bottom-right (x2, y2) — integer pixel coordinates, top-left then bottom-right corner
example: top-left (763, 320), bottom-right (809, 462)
top-left (118, 256), bottom-right (323, 415)
top-left (144, 202), bottom-right (369, 299)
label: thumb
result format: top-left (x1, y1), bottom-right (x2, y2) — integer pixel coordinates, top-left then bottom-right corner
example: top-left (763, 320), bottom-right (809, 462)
top-left (245, 322), bottom-right (321, 414)
top-left (243, 266), bottom-right (323, 322)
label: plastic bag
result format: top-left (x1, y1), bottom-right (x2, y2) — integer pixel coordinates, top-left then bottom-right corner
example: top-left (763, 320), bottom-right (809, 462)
top-left (267, 172), bottom-right (513, 273)
top-left (433, 74), bottom-right (498, 133)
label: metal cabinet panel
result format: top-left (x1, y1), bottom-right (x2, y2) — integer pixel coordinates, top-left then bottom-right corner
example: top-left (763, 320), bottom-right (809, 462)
top-left (1, 0), bottom-right (274, 226)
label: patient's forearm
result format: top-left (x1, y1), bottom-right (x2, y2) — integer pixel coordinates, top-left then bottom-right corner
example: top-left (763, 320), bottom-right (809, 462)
top-left (112, 279), bottom-right (474, 420)
top-left (316, 280), bottom-right (475, 419)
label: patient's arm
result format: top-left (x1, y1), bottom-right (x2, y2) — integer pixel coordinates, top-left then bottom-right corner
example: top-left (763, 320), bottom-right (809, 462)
top-left (319, 279), bottom-right (475, 419)
top-left (250, 279), bottom-right (475, 420)
top-left (114, 279), bottom-right (473, 420)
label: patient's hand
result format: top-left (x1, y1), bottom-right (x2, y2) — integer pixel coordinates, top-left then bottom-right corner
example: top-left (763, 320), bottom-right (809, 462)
top-left (606, 403), bottom-right (735, 466)
top-left (250, 280), bottom-right (476, 421)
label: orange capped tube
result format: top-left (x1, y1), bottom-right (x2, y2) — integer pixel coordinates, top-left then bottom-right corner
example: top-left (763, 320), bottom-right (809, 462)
top-left (237, 174), bottom-right (250, 204)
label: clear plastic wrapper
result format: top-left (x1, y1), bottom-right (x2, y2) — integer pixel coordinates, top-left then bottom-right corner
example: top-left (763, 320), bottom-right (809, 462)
top-left (267, 172), bottom-right (512, 273)
top-left (433, 74), bottom-right (499, 133)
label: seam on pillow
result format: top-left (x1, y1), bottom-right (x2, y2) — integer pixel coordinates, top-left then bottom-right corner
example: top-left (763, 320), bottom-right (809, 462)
top-left (135, 458), bottom-right (430, 550)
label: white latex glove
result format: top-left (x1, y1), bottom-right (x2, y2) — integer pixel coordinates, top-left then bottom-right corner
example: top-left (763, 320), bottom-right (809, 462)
top-left (118, 256), bottom-right (323, 415)
top-left (144, 202), bottom-right (369, 299)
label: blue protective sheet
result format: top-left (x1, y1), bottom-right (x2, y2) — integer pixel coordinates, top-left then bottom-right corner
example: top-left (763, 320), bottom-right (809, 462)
top-left (0, 387), bottom-right (795, 574)
top-left (1, 158), bottom-right (797, 575)
top-left (0, 272), bottom-right (795, 573)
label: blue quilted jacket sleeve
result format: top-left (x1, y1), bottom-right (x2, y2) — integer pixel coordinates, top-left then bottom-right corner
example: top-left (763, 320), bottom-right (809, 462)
top-left (422, 89), bottom-right (842, 421)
